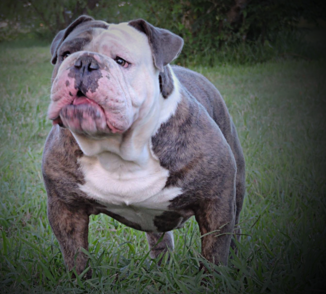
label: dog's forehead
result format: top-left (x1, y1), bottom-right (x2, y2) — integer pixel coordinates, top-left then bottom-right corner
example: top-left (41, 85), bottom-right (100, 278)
top-left (94, 22), bottom-right (151, 56)
top-left (107, 22), bottom-right (147, 43)
top-left (58, 21), bottom-right (151, 62)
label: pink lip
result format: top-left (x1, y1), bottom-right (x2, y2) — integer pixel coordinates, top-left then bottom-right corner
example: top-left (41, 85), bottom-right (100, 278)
top-left (72, 97), bottom-right (96, 106)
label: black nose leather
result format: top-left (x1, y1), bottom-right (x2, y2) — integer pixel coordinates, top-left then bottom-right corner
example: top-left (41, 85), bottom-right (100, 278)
top-left (74, 55), bottom-right (99, 73)
top-left (70, 54), bottom-right (102, 95)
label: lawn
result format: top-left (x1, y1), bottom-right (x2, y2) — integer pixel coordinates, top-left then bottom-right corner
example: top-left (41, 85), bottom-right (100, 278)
top-left (0, 33), bottom-right (325, 293)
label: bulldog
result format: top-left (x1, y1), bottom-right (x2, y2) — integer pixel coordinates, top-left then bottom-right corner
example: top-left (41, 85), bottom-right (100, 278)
top-left (42, 15), bottom-right (245, 277)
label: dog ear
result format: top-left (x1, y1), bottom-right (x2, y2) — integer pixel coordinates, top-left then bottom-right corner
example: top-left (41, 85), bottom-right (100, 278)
top-left (128, 19), bottom-right (184, 72)
top-left (159, 66), bottom-right (174, 99)
top-left (50, 15), bottom-right (94, 65)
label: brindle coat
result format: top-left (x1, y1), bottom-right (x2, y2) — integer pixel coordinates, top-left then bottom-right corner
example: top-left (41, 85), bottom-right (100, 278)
top-left (42, 16), bottom-right (245, 277)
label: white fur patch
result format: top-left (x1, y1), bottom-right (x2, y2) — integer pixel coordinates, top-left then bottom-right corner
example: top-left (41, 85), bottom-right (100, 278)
top-left (78, 153), bottom-right (183, 231)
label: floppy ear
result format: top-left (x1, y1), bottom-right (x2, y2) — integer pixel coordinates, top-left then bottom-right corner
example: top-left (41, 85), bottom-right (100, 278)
top-left (50, 15), bottom-right (94, 64)
top-left (159, 66), bottom-right (174, 99)
top-left (128, 19), bottom-right (184, 72)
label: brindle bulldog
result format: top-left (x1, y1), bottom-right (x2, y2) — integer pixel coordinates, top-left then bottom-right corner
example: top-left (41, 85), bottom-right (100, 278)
top-left (42, 15), bottom-right (245, 277)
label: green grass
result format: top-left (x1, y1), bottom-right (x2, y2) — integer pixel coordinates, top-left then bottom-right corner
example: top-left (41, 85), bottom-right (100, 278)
top-left (0, 34), bottom-right (326, 293)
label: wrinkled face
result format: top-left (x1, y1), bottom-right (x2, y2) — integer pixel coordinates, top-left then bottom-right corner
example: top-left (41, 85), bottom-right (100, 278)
top-left (49, 22), bottom-right (159, 137)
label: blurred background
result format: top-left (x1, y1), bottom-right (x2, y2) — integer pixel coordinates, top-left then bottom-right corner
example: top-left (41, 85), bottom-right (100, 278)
top-left (1, 0), bottom-right (326, 66)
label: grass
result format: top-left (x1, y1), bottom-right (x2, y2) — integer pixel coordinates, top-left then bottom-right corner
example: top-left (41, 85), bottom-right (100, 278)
top-left (0, 30), bottom-right (326, 293)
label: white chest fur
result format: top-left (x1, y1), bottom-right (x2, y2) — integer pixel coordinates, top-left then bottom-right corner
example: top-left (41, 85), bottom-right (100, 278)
top-left (78, 151), bottom-right (183, 231)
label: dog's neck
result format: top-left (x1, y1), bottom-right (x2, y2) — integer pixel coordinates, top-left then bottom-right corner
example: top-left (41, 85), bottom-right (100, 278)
top-left (72, 69), bottom-right (181, 170)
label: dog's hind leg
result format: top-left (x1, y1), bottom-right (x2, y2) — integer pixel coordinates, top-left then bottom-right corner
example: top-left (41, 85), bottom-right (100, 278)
top-left (195, 183), bottom-right (236, 267)
top-left (230, 172), bottom-right (245, 254)
top-left (146, 231), bottom-right (174, 264)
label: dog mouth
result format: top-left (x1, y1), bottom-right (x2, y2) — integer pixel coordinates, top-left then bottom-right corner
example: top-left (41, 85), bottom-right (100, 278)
top-left (50, 89), bottom-right (119, 135)
top-left (72, 90), bottom-right (96, 106)
top-left (52, 90), bottom-right (103, 125)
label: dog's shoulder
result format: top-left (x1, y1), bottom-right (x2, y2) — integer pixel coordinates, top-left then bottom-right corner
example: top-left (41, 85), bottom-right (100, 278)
top-left (42, 126), bottom-right (83, 184)
top-left (172, 66), bottom-right (239, 150)
top-left (172, 66), bottom-right (231, 126)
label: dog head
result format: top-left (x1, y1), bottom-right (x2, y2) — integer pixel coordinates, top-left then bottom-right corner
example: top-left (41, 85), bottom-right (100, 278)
top-left (48, 16), bottom-right (183, 139)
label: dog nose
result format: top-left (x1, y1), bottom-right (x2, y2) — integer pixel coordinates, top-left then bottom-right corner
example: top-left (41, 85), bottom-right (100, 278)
top-left (72, 54), bottom-right (101, 95)
top-left (74, 55), bottom-right (99, 73)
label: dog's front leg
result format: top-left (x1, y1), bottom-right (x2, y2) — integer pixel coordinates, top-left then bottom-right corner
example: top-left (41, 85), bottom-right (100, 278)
top-left (48, 199), bottom-right (91, 278)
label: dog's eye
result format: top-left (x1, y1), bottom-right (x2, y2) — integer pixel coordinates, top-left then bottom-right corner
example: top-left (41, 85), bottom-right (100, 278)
top-left (115, 57), bottom-right (129, 68)
top-left (62, 51), bottom-right (71, 60)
